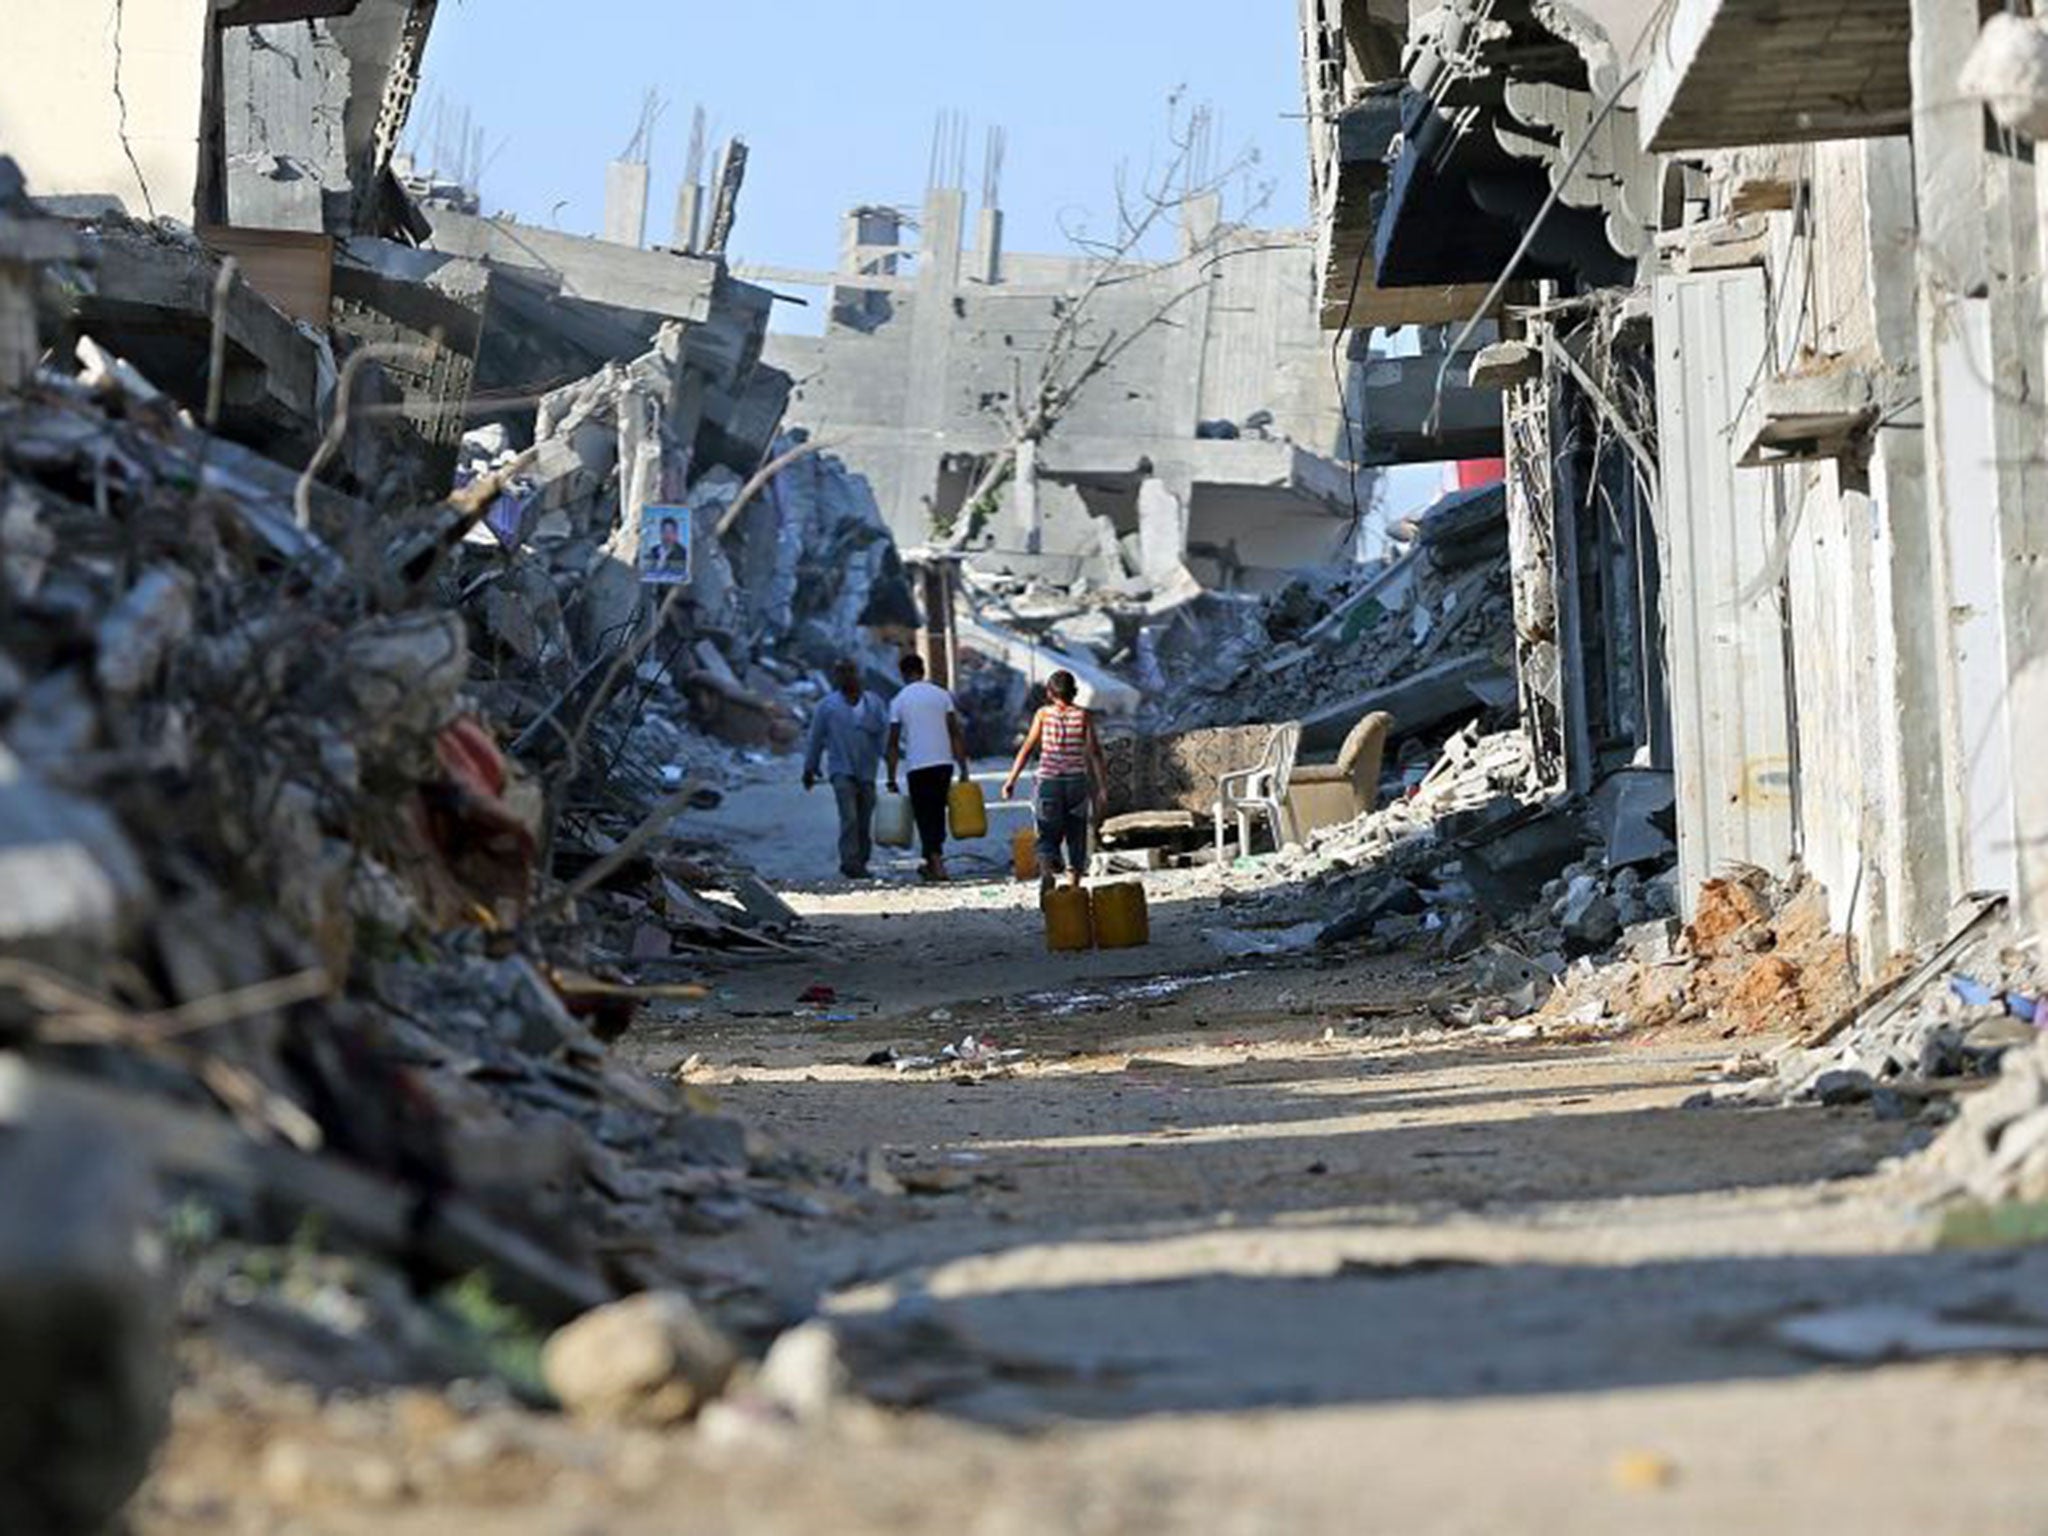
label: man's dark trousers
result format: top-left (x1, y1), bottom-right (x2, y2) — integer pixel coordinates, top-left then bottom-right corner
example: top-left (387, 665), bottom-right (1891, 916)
top-left (833, 775), bottom-right (877, 876)
top-left (906, 764), bottom-right (953, 861)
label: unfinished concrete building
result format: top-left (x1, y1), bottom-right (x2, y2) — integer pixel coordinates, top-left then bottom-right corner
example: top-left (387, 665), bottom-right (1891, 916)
top-left (755, 182), bottom-right (1496, 597)
top-left (1299, 0), bottom-right (2048, 971)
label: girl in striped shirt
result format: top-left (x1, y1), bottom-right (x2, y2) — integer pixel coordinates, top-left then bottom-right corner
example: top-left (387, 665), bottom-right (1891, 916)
top-left (1001, 670), bottom-right (1109, 893)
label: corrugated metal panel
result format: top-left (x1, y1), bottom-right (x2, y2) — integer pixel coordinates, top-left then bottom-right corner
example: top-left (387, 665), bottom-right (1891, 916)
top-left (1653, 267), bottom-right (1796, 907)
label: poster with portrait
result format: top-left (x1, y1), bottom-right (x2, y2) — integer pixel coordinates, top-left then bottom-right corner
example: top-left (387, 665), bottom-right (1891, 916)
top-left (639, 506), bottom-right (693, 586)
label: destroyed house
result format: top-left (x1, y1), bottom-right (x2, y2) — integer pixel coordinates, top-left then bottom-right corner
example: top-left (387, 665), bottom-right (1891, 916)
top-left (0, 0), bottom-right (787, 509)
top-left (1299, 0), bottom-right (2048, 972)
top-left (757, 187), bottom-right (1364, 597)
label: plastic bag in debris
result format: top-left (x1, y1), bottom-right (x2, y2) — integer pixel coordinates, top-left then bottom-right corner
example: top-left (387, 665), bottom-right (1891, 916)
top-left (1203, 922), bottom-right (1323, 958)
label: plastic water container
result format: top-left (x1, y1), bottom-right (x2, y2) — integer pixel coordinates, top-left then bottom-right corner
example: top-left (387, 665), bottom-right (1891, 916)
top-left (1091, 881), bottom-right (1150, 949)
top-left (1042, 885), bottom-right (1094, 951)
top-left (948, 779), bottom-right (989, 838)
top-left (873, 792), bottom-right (913, 848)
top-left (1013, 827), bottom-right (1039, 881)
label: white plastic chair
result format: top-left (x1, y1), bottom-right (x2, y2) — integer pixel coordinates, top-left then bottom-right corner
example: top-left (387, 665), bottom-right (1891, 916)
top-left (1213, 722), bottom-right (1302, 863)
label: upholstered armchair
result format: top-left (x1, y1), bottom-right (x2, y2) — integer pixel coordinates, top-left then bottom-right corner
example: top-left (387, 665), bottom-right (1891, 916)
top-left (1287, 711), bottom-right (1392, 837)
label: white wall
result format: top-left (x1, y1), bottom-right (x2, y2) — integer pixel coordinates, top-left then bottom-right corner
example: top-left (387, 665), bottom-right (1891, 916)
top-left (0, 0), bottom-right (213, 221)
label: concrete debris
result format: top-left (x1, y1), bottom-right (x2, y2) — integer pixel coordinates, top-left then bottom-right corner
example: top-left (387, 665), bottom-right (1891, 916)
top-left (1926, 1029), bottom-right (2048, 1206)
top-left (0, 150), bottom-right (905, 1512)
top-left (955, 477), bottom-right (1513, 751)
top-left (541, 1291), bottom-right (740, 1425)
top-left (1205, 921), bottom-right (1324, 958)
top-left (1558, 878), bottom-right (1623, 955)
top-left (0, 747), bottom-right (152, 975)
top-left (754, 1320), bottom-right (852, 1426)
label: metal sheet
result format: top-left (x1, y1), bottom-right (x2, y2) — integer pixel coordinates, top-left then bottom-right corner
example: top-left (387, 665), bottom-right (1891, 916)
top-left (1652, 267), bottom-right (1796, 908)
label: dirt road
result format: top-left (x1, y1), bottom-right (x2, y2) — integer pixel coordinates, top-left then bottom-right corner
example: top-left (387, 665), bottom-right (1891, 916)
top-left (142, 768), bottom-right (2048, 1534)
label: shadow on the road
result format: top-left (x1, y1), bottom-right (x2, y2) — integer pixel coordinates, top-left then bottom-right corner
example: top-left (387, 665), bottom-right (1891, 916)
top-left (722, 1041), bottom-right (1937, 1429)
top-left (831, 1240), bottom-right (2048, 1423)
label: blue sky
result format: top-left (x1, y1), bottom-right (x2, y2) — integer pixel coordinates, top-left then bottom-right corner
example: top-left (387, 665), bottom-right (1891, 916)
top-left (413, 0), bottom-right (1311, 331)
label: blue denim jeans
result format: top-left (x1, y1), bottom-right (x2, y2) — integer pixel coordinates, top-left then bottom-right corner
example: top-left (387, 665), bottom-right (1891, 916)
top-left (1036, 773), bottom-right (1091, 876)
top-left (832, 776), bottom-right (876, 876)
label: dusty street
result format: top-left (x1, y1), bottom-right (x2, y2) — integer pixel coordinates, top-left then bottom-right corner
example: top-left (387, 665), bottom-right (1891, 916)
top-left (16, 1), bottom-right (2048, 1531)
top-left (141, 770), bottom-right (2048, 1535)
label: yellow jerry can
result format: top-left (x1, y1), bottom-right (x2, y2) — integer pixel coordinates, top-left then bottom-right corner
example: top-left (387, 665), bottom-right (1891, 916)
top-left (948, 778), bottom-right (989, 838)
top-left (1042, 885), bottom-right (1094, 951)
top-left (1091, 881), bottom-right (1151, 949)
top-left (1013, 826), bottom-right (1039, 881)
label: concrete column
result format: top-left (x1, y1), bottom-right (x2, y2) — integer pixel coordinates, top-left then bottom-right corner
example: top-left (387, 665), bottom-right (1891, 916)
top-left (1136, 477), bottom-right (1189, 584)
top-left (604, 160), bottom-right (650, 249)
top-left (902, 188), bottom-right (966, 538)
top-left (671, 181), bottom-right (704, 252)
top-left (1860, 137), bottom-right (1952, 957)
top-left (1159, 194), bottom-right (1220, 434)
top-left (975, 207), bottom-right (1004, 284)
top-left (1014, 437), bottom-right (1042, 556)
top-left (2022, 142), bottom-right (2048, 953)
top-left (1910, 0), bottom-right (2022, 902)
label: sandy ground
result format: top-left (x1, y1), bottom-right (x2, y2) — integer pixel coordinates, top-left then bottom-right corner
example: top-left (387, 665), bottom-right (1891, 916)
top-left (138, 764), bottom-right (2048, 1535)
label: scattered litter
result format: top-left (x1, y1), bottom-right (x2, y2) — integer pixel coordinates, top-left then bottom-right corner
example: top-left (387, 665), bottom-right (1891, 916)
top-left (1772, 1305), bottom-right (2048, 1363)
top-left (1610, 1451), bottom-right (1679, 1493)
top-left (1204, 922), bottom-right (1322, 958)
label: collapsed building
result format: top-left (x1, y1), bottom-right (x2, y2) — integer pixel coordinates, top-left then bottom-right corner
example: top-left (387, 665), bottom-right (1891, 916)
top-left (0, 2), bottom-right (817, 621)
top-left (757, 186), bottom-right (1359, 593)
top-left (1296, 0), bottom-right (2048, 977)
top-left (754, 162), bottom-right (1519, 750)
top-left (0, 9), bottom-right (937, 1521)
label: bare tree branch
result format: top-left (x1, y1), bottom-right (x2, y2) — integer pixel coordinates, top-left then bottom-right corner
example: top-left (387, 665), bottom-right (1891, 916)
top-left (936, 98), bottom-right (1277, 550)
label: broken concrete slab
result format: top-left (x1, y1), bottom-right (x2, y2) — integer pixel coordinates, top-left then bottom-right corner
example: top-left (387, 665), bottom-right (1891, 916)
top-left (1414, 481), bottom-right (1508, 570)
top-left (956, 611), bottom-right (1143, 716)
top-left (1048, 609), bottom-right (1120, 660)
top-left (1468, 339), bottom-right (1541, 391)
top-left (423, 207), bottom-right (720, 325)
top-left (1588, 767), bottom-right (1678, 870)
top-left (1299, 650), bottom-right (1513, 753)
top-left (0, 748), bottom-right (152, 977)
top-left (71, 221), bottom-right (325, 453)
top-left (1736, 361), bottom-right (1880, 467)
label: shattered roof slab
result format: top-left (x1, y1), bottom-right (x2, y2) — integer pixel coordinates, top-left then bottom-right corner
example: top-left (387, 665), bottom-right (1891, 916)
top-left (423, 208), bottom-right (720, 324)
top-left (1639, 0), bottom-right (1912, 151)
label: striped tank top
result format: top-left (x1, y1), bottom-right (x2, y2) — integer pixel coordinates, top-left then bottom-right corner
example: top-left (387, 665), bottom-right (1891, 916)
top-left (1040, 703), bottom-right (1089, 777)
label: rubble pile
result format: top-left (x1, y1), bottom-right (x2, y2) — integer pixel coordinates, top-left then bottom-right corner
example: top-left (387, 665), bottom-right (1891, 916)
top-left (1204, 725), bottom-right (1540, 948)
top-left (1143, 482), bottom-right (1514, 737)
top-left (1926, 1004), bottom-right (2048, 1207)
top-left (1764, 916), bottom-right (2044, 1115)
top-left (1519, 873), bottom-right (1857, 1043)
top-left (455, 356), bottom-right (914, 768)
top-left (956, 481), bottom-right (1514, 747)
top-left (0, 333), bottom-right (855, 1513)
top-left (433, 350), bottom-right (921, 968)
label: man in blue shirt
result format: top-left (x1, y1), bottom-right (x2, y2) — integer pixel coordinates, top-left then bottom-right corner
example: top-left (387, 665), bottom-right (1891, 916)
top-left (802, 658), bottom-right (888, 879)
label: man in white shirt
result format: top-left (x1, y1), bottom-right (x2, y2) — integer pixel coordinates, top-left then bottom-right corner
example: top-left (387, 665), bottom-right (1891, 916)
top-left (885, 652), bottom-right (971, 881)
